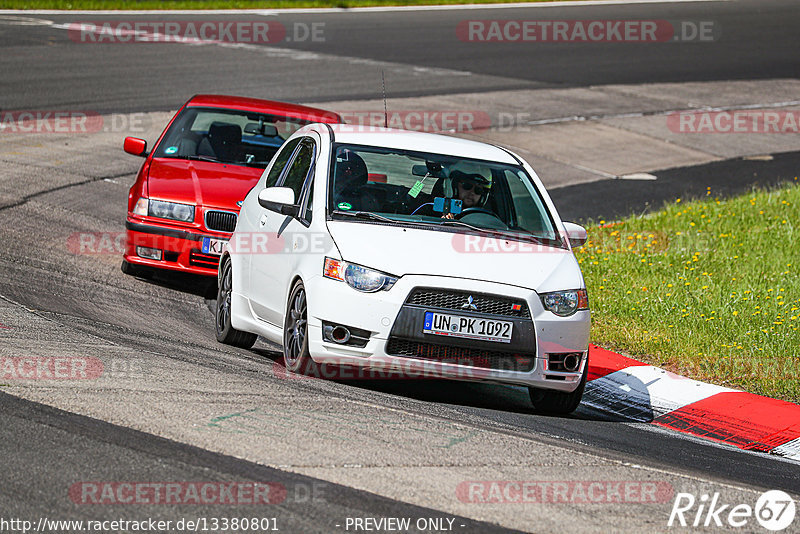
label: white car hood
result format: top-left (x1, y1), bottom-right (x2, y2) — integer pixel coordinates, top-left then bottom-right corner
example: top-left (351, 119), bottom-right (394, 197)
top-left (326, 220), bottom-right (582, 292)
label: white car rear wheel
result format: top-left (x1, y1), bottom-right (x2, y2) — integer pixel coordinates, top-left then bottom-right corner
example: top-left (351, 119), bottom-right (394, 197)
top-left (215, 257), bottom-right (257, 349)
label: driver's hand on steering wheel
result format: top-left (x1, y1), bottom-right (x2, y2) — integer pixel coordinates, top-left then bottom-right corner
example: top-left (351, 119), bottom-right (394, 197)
top-left (442, 213), bottom-right (455, 219)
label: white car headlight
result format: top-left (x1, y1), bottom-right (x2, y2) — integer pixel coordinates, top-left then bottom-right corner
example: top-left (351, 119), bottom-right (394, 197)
top-left (540, 289), bottom-right (589, 317)
top-left (323, 258), bottom-right (397, 292)
top-left (146, 199), bottom-right (195, 222)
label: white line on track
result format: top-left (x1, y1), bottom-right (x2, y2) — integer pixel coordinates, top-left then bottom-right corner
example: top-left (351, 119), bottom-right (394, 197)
top-left (523, 99), bottom-right (800, 127)
top-left (0, 0), bottom-right (731, 16)
top-left (1, 16), bottom-right (476, 78)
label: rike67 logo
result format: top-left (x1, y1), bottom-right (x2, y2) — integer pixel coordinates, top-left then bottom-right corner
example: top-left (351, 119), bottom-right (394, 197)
top-left (669, 490), bottom-right (796, 531)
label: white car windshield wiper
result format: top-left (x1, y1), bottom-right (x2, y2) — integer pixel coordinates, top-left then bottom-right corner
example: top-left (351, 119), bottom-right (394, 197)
top-left (332, 210), bottom-right (399, 224)
top-left (439, 220), bottom-right (549, 245)
top-left (438, 219), bottom-right (492, 233)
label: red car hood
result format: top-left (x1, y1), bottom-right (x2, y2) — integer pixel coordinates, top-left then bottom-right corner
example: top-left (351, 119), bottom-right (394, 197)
top-left (146, 158), bottom-right (262, 210)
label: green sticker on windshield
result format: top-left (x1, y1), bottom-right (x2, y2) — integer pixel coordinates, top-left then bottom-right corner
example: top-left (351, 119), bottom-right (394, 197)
top-left (337, 202), bottom-right (352, 211)
top-left (408, 180), bottom-right (425, 198)
top-left (165, 146), bottom-right (178, 154)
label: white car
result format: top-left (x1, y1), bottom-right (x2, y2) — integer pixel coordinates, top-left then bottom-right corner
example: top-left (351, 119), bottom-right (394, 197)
top-left (215, 123), bottom-right (590, 414)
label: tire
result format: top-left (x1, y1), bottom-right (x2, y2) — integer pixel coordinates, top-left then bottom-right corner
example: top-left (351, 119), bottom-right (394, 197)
top-left (215, 257), bottom-right (257, 349)
top-left (283, 281), bottom-right (318, 375)
top-left (528, 359), bottom-right (588, 415)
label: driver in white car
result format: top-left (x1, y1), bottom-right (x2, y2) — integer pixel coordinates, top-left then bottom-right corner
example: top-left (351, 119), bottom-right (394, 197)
top-left (443, 162), bottom-right (493, 219)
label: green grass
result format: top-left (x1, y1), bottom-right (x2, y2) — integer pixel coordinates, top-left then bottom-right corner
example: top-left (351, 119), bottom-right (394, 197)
top-left (578, 179), bottom-right (800, 402)
top-left (1, 0), bottom-right (586, 9)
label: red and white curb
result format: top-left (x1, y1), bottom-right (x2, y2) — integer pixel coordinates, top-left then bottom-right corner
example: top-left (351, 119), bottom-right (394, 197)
top-left (584, 345), bottom-right (800, 462)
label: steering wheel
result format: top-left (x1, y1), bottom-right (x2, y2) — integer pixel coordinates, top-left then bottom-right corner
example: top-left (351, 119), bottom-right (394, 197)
top-left (455, 207), bottom-right (500, 220)
top-left (454, 207), bottom-right (509, 230)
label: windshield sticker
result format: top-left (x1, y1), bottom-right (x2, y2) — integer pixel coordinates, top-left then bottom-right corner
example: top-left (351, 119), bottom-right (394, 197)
top-left (337, 202), bottom-right (352, 211)
top-left (165, 146), bottom-right (178, 154)
top-left (408, 180), bottom-right (426, 198)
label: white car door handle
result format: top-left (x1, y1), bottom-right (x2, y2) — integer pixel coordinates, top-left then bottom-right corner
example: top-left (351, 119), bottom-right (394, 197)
top-left (259, 214), bottom-right (268, 226)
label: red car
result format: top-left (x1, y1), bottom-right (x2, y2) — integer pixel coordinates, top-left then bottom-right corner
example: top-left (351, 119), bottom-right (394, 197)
top-left (121, 95), bottom-right (341, 279)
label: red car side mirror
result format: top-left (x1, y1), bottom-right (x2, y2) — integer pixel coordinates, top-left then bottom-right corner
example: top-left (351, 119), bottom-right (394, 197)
top-left (124, 137), bottom-right (148, 157)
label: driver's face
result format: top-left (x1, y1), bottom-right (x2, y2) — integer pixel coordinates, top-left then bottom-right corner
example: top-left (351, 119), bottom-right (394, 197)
top-left (456, 181), bottom-right (483, 208)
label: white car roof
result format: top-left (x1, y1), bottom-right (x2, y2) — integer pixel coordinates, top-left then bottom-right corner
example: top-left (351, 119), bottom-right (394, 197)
top-left (303, 123), bottom-right (519, 165)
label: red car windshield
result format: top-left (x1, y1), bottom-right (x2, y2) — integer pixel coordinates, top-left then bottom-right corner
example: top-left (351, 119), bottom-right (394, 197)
top-left (153, 107), bottom-right (313, 168)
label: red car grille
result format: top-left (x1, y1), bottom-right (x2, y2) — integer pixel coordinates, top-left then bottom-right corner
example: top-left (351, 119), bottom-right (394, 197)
top-left (205, 210), bottom-right (237, 233)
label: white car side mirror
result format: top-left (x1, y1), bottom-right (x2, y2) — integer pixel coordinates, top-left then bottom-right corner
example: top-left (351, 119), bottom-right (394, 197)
top-left (258, 187), bottom-right (298, 217)
top-left (563, 222), bottom-right (588, 248)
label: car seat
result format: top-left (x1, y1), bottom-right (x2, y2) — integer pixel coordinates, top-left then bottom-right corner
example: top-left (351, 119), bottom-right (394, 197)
top-left (334, 152), bottom-right (380, 212)
top-left (198, 122), bottom-right (242, 161)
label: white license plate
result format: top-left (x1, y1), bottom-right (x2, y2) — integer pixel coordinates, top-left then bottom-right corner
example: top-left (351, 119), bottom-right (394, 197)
top-left (201, 237), bottom-right (227, 256)
top-left (423, 312), bottom-right (512, 343)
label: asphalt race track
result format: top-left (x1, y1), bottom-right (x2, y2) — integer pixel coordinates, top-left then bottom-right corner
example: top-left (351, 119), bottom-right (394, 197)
top-left (1, 0), bottom-right (799, 113)
top-left (1, 1), bottom-right (799, 532)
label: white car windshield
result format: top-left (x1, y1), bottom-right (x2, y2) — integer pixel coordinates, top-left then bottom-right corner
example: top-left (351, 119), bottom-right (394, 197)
top-left (328, 144), bottom-right (563, 246)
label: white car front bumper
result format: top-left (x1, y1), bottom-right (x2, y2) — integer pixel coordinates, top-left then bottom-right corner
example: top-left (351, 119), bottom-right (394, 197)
top-left (304, 274), bottom-right (590, 392)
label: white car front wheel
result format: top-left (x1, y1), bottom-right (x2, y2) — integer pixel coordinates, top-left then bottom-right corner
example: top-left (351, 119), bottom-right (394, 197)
top-left (283, 281), bottom-right (318, 375)
top-left (528, 361), bottom-right (588, 415)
